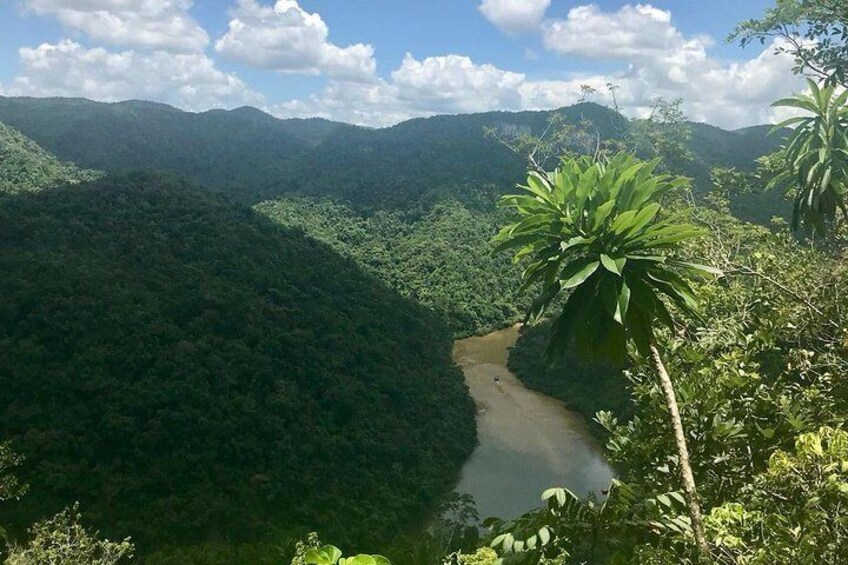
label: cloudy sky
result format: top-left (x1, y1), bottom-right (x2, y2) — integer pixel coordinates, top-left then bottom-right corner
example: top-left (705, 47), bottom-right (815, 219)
top-left (0, 0), bottom-right (806, 128)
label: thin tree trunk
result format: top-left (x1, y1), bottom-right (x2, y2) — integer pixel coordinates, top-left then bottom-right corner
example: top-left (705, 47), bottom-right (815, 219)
top-left (649, 341), bottom-right (710, 561)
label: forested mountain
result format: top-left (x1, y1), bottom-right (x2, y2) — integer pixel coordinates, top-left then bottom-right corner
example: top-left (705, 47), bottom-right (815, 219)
top-left (0, 97), bottom-right (350, 193)
top-left (0, 121), bottom-right (100, 194)
top-left (0, 97), bottom-right (782, 210)
top-left (256, 197), bottom-right (528, 336)
top-left (0, 174), bottom-right (476, 557)
top-left (0, 98), bottom-right (791, 341)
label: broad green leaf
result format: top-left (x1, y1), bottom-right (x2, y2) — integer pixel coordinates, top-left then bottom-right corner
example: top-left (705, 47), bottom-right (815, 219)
top-left (600, 254), bottom-right (627, 276)
top-left (306, 546), bottom-right (343, 565)
top-left (667, 260), bottom-right (723, 278)
top-left (561, 260), bottom-right (599, 289)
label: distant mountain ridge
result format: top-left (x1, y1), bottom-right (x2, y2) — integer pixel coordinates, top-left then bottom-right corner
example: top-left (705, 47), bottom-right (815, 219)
top-left (0, 96), bottom-right (784, 210)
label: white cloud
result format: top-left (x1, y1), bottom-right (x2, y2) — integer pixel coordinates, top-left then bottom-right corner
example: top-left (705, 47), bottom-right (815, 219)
top-left (0, 40), bottom-right (263, 110)
top-left (478, 0), bottom-right (551, 35)
top-left (276, 2), bottom-right (797, 130)
top-left (542, 3), bottom-right (712, 60)
top-left (215, 0), bottom-right (376, 82)
top-left (24, 0), bottom-right (209, 52)
top-left (683, 40), bottom-right (808, 127)
top-left (269, 34), bottom-right (805, 131)
top-left (270, 53), bottom-right (527, 127)
top-left (535, 3), bottom-right (805, 128)
top-left (391, 54), bottom-right (524, 113)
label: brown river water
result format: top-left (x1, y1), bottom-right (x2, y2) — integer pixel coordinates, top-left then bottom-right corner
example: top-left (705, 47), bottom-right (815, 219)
top-left (452, 325), bottom-right (614, 521)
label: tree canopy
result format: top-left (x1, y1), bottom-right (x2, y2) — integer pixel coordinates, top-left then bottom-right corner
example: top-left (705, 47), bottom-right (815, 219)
top-left (731, 0), bottom-right (848, 87)
top-left (0, 121), bottom-right (100, 195)
top-left (0, 174), bottom-right (475, 557)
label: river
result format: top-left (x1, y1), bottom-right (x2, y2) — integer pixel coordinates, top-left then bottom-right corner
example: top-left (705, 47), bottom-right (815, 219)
top-left (453, 325), bottom-right (614, 521)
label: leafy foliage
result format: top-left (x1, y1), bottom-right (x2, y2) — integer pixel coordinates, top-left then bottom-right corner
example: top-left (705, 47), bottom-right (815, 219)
top-left (4, 505), bottom-right (134, 565)
top-left (484, 481), bottom-right (701, 564)
top-left (492, 152), bottom-right (715, 362)
top-left (0, 174), bottom-right (475, 557)
top-left (627, 98), bottom-right (693, 174)
top-left (731, 0), bottom-right (848, 87)
top-left (303, 545), bottom-right (390, 565)
top-left (256, 197), bottom-right (527, 337)
top-left (581, 203), bottom-right (848, 562)
top-left (289, 534), bottom-right (392, 565)
top-left (441, 547), bottom-right (499, 565)
top-left (770, 79), bottom-right (848, 235)
top-left (706, 427), bottom-right (848, 564)
top-left (0, 444), bottom-right (26, 506)
top-left (0, 121), bottom-right (100, 195)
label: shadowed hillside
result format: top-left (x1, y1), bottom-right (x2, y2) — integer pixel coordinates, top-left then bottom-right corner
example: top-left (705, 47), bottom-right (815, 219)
top-left (0, 174), bottom-right (476, 556)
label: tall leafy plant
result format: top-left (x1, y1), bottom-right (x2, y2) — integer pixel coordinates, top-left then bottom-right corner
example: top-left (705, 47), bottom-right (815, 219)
top-left (492, 152), bottom-right (720, 558)
top-left (770, 79), bottom-right (848, 236)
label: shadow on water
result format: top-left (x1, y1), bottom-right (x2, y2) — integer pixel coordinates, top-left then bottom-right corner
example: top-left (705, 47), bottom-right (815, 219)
top-left (453, 325), bottom-right (614, 521)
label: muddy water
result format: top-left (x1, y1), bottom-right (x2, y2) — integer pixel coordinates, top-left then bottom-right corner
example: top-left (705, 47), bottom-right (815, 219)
top-left (453, 325), bottom-right (613, 520)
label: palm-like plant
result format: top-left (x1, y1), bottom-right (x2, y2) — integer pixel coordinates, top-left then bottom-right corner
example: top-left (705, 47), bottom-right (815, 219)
top-left (492, 152), bottom-right (720, 557)
top-left (771, 78), bottom-right (848, 236)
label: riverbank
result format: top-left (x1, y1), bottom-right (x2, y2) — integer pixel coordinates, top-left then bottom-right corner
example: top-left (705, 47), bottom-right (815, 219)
top-left (452, 326), bottom-right (613, 521)
top-left (507, 321), bottom-right (633, 439)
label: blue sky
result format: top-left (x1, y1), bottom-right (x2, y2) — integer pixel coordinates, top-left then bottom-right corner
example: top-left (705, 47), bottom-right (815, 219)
top-left (0, 1), bottom-right (803, 128)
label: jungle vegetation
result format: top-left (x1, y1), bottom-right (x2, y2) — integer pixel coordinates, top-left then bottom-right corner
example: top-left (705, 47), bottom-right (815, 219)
top-left (0, 173), bottom-right (475, 560)
top-left (1, 1), bottom-right (847, 563)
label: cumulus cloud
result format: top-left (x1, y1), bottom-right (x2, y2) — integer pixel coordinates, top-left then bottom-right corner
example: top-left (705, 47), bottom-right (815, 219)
top-left (533, 3), bottom-right (804, 127)
top-left (271, 53), bottom-right (527, 127)
top-left (478, 0), bottom-right (551, 35)
top-left (541, 3), bottom-right (698, 60)
top-left (24, 0), bottom-right (209, 52)
top-left (269, 34), bottom-right (805, 130)
top-left (215, 0), bottom-right (376, 81)
top-left (0, 40), bottom-right (263, 110)
top-left (391, 54), bottom-right (524, 113)
top-left (286, 2), bottom-right (795, 130)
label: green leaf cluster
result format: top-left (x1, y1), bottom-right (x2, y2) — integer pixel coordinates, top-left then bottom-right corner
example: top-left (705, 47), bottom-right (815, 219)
top-left (493, 152), bottom-right (717, 362)
top-left (731, 0), bottom-right (848, 87)
top-left (771, 79), bottom-right (848, 235)
top-left (4, 504), bottom-right (133, 565)
top-left (304, 545), bottom-right (390, 565)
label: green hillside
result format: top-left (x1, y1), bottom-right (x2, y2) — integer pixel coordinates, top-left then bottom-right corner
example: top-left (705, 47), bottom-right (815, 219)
top-left (0, 98), bottom-right (321, 193)
top-left (0, 98), bottom-right (791, 339)
top-left (0, 174), bottom-right (475, 555)
top-left (0, 121), bottom-right (100, 195)
top-left (0, 97), bottom-right (783, 210)
top-left (255, 197), bottom-right (529, 336)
